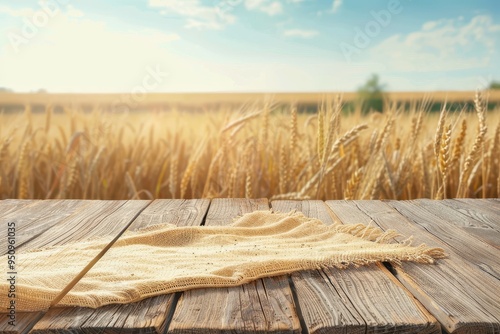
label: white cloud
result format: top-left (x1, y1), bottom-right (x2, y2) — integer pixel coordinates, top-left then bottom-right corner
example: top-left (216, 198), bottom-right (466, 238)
top-left (422, 21), bottom-right (437, 31)
top-left (368, 15), bottom-right (500, 72)
top-left (0, 5), bottom-right (180, 92)
top-left (66, 5), bottom-right (84, 18)
top-left (148, 0), bottom-right (236, 30)
top-left (0, 5), bottom-right (35, 18)
top-left (245, 0), bottom-right (265, 9)
top-left (332, 0), bottom-right (342, 13)
top-left (0, 3), bottom-right (82, 19)
top-left (284, 29), bottom-right (318, 38)
top-left (261, 2), bottom-right (283, 16)
top-left (245, 0), bottom-right (283, 16)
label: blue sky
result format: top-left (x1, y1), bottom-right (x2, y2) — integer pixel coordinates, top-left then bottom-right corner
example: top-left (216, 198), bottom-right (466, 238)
top-left (0, 0), bottom-right (499, 92)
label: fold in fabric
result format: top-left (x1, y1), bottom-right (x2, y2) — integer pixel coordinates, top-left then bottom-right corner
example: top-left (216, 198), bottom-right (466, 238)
top-left (0, 210), bottom-right (445, 311)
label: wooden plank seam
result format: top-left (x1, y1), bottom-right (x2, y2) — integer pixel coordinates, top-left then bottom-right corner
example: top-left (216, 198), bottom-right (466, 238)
top-left (161, 199), bottom-right (212, 334)
top-left (286, 264), bottom-right (308, 334)
top-left (48, 201), bottom-right (153, 307)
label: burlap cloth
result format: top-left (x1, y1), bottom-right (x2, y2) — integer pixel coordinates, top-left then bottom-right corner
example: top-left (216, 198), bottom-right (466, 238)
top-left (0, 210), bottom-right (445, 311)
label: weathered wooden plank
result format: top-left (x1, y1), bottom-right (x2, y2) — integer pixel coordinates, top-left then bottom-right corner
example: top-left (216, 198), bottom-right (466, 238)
top-left (272, 200), bottom-right (364, 334)
top-left (454, 198), bottom-right (500, 223)
top-left (441, 199), bottom-right (500, 230)
top-left (0, 313), bottom-right (43, 334)
top-left (326, 200), bottom-right (500, 334)
top-left (31, 199), bottom-right (210, 334)
top-left (485, 198), bottom-right (500, 208)
top-left (1, 200), bottom-right (150, 334)
top-left (0, 200), bottom-right (90, 254)
top-left (127, 199), bottom-right (211, 231)
top-left (272, 200), bottom-right (440, 334)
top-left (5, 199), bottom-right (499, 333)
top-left (168, 198), bottom-right (302, 334)
top-left (414, 199), bottom-right (499, 249)
top-left (30, 294), bottom-right (175, 334)
top-left (0, 199), bottom-right (36, 217)
top-left (288, 270), bottom-right (364, 334)
top-left (0, 200), bottom-right (94, 334)
top-left (388, 200), bottom-right (500, 279)
top-left (456, 198), bottom-right (500, 217)
top-left (203, 198), bottom-right (269, 226)
top-left (20, 200), bottom-right (149, 249)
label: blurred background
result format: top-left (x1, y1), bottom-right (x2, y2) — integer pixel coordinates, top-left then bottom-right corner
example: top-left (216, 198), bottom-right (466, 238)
top-left (1, 0), bottom-right (499, 109)
top-left (0, 1), bottom-right (499, 200)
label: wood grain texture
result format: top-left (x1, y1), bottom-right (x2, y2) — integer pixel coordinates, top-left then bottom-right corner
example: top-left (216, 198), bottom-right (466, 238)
top-left (324, 264), bottom-right (439, 334)
top-left (203, 198), bottom-right (269, 226)
top-left (441, 199), bottom-right (500, 230)
top-left (168, 198), bottom-right (302, 334)
top-left (414, 199), bottom-right (499, 249)
top-left (0, 200), bottom-right (94, 334)
top-left (5, 200), bottom-right (150, 334)
top-left (4, 199), bottom-right (499, 334)
top-left (272, 200), bottom-right (439, 334)
top-left (0, 199), bottom-right (36, 217)
top-left (127, 199), bottom-right (211, 231)
top-left (485, 198), bottom-right (500, 208)
top-left (31, 199), bottom-right (210, 334)
top-left (0, 313), bottom-right (43, 334)
top-left (272, 200), bottom-right (364, 334)
top-left (0, 200), bottom-right (90, 254)
top-left (30, 294), bottom-right (175, 334)
top-left (20, 200), bottom-right (149, 249)
top-left (326, 200), bottom-right (500, 334)
top-left (455, 198), bottom-right (500, 218)
top-left (454, 199), bottom-right (500, 229)
top-left (387, 200), bottom-right (500, 279)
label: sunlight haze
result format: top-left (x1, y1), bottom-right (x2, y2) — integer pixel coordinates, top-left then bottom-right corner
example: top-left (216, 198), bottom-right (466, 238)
top-left (0, 0), bottom-right (499, 93)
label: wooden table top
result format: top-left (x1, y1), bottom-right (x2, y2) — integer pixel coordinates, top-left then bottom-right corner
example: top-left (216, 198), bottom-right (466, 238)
top-left (0, 198), bottom-right (499, 334)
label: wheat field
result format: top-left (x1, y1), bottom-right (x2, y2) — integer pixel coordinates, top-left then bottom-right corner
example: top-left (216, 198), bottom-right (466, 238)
top-left (0, 93), bottom-right (498, 200)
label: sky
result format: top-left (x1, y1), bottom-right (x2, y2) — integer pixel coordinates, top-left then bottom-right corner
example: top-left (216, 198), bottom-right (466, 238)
top-left (0, 0), bottom-right (499, 93)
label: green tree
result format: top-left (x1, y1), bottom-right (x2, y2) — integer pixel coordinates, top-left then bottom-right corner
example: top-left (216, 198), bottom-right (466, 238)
top-left (357, 74), bottom-right (386, 113)
top-left (489, 81), bottom-right (500, 90)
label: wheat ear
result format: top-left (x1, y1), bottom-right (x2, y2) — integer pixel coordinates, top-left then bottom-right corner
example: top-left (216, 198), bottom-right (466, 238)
top-left (17, 140), bottom-right (30, 199)
top-left (439, 124), bottom-right (451, 198)
top-left (317, 108), bottom-right (326, 165)
top-left (451, 119), bottom-right (467, 167)
top-left (457, 92), bottom-right (487, 197)
top-left (434, 104), bottom-right (447, 160)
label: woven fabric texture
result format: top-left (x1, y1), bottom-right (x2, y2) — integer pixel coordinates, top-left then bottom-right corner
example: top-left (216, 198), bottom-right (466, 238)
top-left (0, 210), bottom-right (445, 311)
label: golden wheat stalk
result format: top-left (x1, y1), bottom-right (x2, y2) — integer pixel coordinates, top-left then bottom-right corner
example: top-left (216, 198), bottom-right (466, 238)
top-left (374, 113), bottom-right (394, 153)
top-left (457, 93), bottom-right (487, 197)
top-left (344, 167), bottom-right (362, 200)
top-left (279, 145), bottom-right (288, 194)
top-left (1, 95), bottom-right (498, 201)
top-left (289, 104), bottom-right (298, 153)
top-left (125, 172), bottom-right (139, 199)
top-left (317, 108), bottom-right (326, 165)
top-left (439, 124), bottom-right (451, 198)
top-left (221, 108), bottom-right (263, 134)
top-left (17, 140), bottom-right (30, 199)
top-left (451, 119), bottom-right (467, 167)
top-left (434, 104), bottom-right (447, 159)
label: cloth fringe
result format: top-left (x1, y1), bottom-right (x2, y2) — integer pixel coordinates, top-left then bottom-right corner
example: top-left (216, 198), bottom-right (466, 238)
top-left (0, 210), bottom-right (445, 312)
